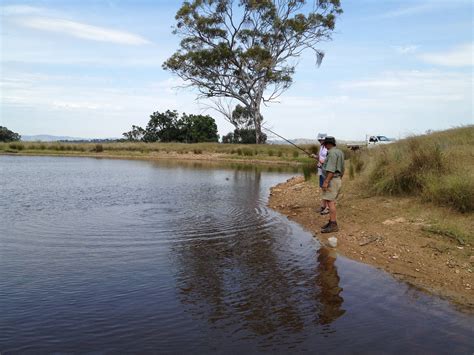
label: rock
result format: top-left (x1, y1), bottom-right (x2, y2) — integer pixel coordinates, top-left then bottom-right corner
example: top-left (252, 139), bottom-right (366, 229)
top-left (328, 237), bottom-right (338, 248)
top-left (392, 255), bottom-right (400, 259)
top-left (469, 256), bottom-right (474, 264)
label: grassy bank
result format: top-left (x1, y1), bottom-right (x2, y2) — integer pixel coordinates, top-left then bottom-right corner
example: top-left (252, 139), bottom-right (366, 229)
top-left (349, 126), bottom-right (474, 213)
top-left (0, 141), bottom-right (325, 165)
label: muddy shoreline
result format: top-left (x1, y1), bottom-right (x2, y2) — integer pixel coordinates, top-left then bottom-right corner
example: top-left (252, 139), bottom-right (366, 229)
top-left (268, 176), bottom-right (474, 311)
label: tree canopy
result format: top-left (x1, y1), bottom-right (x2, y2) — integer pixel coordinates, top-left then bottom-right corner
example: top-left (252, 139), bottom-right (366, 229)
top-left (163, 0), bottom-right (342, 143)
top-left (0, 126), bottom-right (21, 142)
top-left (123, 110), bottom-right (219, 143)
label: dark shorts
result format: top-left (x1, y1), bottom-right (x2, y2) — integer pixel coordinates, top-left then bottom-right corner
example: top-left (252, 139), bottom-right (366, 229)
top-left (319, 174), bottom-right (325, 188)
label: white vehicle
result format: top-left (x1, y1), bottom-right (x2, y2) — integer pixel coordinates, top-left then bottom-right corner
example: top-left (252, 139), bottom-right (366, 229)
top-left (367, 135), bottom-right (393, 148)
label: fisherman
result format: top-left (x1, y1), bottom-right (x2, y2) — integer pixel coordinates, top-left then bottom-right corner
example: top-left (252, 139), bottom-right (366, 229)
top-left (320, 136), bottom-right (345, 233)
top-left (316, 133), bottom-right (329, 215)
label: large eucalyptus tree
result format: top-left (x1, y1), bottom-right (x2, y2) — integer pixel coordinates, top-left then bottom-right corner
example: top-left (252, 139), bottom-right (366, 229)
top-left (163, 0), bottom-right (342, 143)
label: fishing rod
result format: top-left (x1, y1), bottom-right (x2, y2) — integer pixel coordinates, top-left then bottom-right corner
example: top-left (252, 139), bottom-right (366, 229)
top-left (262, 125), bottom-right (313, 157)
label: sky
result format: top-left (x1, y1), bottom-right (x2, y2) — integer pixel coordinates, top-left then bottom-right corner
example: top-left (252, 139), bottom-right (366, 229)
top-left (0, 0), bottom-right (472, 140)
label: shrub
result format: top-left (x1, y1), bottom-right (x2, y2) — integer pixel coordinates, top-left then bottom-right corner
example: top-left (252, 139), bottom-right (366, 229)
top-left (95, 144), bottom-right (104, 153)
top-left (193, 148), bottom-right (202, 154)
top-left (242, 148), bottom-right (254, 156)
top-left (277, 150), bottom-right (283, 157)
top-left (237, 148), bottom-right (243, 156)
top-left (9, 142), bottom-right (24, 150)
top-left (292, 150), bottom-right (299, 158)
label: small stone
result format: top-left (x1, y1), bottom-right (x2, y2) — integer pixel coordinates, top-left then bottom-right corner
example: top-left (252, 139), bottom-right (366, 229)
top-left (328, 237), bottom-right (338, 248)
top-left (455, 269), bottom-right (460, 274)
top-left (469, 256), bottom-right (474, 264)
top-left (392, 255), bottom-right (400, 259)
top-left (416, 268), bottom-right (420, 272)
top-left (457, 246), bottom-right (464, 250)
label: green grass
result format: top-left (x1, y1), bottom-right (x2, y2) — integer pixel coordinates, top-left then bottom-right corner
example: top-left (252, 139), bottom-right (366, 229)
top-left (357, 126), bottom-right (474, 213)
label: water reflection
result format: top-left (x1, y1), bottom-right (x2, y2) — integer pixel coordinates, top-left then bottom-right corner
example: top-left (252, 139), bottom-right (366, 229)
top-left (173, 169), bottom-right (346, 347)
top-left (1, 156), bottom-right (473, 354)
top-left (314, 247), bottom-right (345, 326)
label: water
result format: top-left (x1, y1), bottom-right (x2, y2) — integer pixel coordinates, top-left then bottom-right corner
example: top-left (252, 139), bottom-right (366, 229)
top-left (0, 156), bottom-right (472, 353)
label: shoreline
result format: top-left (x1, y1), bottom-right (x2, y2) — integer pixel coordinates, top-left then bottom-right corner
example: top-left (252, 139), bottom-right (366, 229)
top-left (0, 151), bottom-right (304, 167)
top-left (268, 176), bottom-right (474, 312)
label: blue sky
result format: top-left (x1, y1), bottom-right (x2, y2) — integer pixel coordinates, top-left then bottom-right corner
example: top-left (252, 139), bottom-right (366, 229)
top-left (1, 0), bottom-right (472, 140)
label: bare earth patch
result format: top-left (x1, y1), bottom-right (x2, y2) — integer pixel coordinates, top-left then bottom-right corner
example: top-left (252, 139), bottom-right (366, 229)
top-left (268, 176), bottom-right (474, 311)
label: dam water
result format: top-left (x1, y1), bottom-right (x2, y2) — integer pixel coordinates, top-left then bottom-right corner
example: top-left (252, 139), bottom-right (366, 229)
top-left (1, 156), bottom-right (472, 353)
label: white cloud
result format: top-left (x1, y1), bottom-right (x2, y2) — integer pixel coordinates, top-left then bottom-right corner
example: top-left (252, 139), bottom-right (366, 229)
top-left (14, 16), bottom-right (150, 45)
top-left (261, 69), bottom-right (472, 140)
top-left (419, 43), bottom-right (473, 67)
top-left (376, 3), bottom-right (436, 19)
top-left (393, 45), bottom-right (418, 55)
top-left (1, 5), bottom-right (44, 15)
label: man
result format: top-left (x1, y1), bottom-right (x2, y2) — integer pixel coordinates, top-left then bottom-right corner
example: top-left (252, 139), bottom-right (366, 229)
top-left (320, 136), bottom-right (345, 233)
top-left (316, 133), bottom-right (329, 215)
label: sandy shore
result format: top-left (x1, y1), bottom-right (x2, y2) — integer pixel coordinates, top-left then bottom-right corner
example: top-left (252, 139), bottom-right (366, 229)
top-left (268, 176), bottom-right (474, 311)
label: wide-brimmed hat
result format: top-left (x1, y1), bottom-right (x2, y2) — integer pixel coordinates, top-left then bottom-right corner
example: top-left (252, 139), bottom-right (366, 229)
top-left (317, 133), bottom-right (327, 141)
top-left (324, 136), bottom-right (336, 146)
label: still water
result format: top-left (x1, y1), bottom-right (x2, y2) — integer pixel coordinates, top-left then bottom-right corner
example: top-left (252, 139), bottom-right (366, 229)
top-left (0, 156), bottom-right (472, 353)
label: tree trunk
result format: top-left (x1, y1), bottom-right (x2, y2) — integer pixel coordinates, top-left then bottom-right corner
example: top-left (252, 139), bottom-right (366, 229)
top-left (254, 116), bottom-right (263, 144)
top-left (251, 102), bottom-right (263, 144)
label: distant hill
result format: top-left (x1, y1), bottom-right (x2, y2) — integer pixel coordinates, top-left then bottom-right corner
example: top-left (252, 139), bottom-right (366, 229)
top-left (268, 138), bottom-right (365, 146)
top-left (22, 135), bottom-right (120, 142)
top-left (22, 135), bottom-right (88, 142)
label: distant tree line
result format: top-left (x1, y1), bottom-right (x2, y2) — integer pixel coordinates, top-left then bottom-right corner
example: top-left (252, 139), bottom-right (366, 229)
top-left (123, 110), bottom-right (219, 143)
top-left (0, 126), bottom-right (21, 142)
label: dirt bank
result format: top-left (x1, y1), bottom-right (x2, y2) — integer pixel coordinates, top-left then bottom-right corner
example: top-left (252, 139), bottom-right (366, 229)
top-left (269, 176), bottom-right (474, 310)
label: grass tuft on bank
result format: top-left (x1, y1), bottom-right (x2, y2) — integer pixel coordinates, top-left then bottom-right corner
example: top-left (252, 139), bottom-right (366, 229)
top-left (353, 126), bottom-right (474, 213)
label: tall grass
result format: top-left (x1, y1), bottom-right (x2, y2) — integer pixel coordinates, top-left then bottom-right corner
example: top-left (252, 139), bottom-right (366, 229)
top-left (359, 126), bottom-right (474, 213)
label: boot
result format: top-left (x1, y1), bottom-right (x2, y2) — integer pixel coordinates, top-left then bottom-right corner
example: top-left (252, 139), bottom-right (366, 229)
top-left (321, 221), bottom-right (339, 233)
top-left (321, 220), bottom-right (331, 229)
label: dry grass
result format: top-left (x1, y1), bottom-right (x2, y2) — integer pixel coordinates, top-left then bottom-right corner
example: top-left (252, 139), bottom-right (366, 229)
top-left (0, 141), bottom-right (319, 164)
top-left (356, 126), bottom-right (474, 213)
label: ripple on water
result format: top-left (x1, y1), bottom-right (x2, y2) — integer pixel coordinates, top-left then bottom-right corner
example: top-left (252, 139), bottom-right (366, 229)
top-left (1, 156), bottom-right (473, 354)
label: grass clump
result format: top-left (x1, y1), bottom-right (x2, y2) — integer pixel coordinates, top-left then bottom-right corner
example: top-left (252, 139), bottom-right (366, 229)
top-left (360, 126), bottom-right (474, 213)
top-left (423, 174), bottom-right (474, 213)
top-left (292, 150), bottom-right (299, 158)
top-left (9, 142), bottom-right (24, 150)
top-left (302, 161), bottom-right (316, 181)
top-left (193, 148), bottom-right (202, 154)
top-left (242, 148), bottom-right (254, 156)
top-left (94, 144), bottom-right (104, 153)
